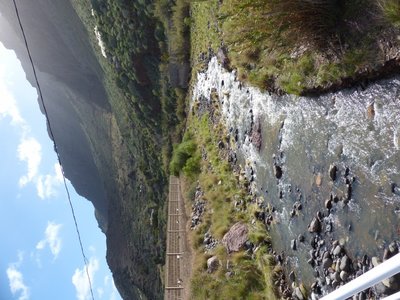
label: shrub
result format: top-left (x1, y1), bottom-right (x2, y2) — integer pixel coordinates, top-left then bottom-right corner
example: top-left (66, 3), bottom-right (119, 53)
top-left (379, 0), bottom-right (400, 27)
top-left (169, 133), bottom-right (200, 177)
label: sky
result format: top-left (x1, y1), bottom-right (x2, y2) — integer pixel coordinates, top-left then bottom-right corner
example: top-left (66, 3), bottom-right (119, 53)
top-left (0, 41), bottom-right (122, 300)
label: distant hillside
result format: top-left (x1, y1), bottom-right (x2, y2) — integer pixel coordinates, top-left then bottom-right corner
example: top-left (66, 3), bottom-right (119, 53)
top-left (0, 0), bottom-right (169, 299)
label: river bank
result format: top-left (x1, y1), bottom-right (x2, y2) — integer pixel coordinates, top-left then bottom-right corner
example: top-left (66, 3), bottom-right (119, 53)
top-left (190, 56), bottom-right (400, 298)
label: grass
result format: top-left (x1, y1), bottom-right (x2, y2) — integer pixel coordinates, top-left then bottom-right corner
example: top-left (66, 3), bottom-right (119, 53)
top-left (379, 0), bottom-right (400, 27)
top-left (218, 0), bottom-right (400, 95)
top-left (178, 109), bottom-right (278, 299)
top-left (190, 1), bottom-right (221, 77)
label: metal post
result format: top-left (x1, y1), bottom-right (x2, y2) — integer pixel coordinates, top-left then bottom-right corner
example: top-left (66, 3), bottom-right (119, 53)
top-left (321, 253), bottom-right (400, 300)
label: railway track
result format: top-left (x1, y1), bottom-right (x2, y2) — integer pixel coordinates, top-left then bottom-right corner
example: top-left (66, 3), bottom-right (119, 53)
top-left (164, 176), bottom-right (185, 300)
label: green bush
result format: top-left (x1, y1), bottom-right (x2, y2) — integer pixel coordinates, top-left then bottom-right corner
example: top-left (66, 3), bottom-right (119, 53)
top-left (169, 133), bottom-right (200, 177)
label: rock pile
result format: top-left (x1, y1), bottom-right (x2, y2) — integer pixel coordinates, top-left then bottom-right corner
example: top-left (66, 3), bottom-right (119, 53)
top-left (191, 186), bottom-right (206, 229)
top-left (203, 231), bottom-right (218, 251)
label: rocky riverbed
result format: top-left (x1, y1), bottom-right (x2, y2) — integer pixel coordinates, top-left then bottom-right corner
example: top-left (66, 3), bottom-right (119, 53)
top-left (192, 57), bottom-right (400, 299)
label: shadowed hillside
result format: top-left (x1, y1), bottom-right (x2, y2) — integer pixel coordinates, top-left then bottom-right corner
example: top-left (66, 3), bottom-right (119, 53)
top-left (0, 0), bottom-right (167, 298)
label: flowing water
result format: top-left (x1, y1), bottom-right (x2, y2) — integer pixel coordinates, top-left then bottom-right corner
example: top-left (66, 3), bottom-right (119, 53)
top-left (193, 57), bottom-right (400, 284)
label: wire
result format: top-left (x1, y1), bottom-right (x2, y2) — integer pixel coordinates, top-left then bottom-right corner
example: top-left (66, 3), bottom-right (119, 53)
top-left (11, 1), bottom-right (95, 299)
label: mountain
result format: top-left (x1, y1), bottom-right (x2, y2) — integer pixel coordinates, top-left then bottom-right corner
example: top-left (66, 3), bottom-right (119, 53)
top-left (0, 0), bottom-right (165, 298)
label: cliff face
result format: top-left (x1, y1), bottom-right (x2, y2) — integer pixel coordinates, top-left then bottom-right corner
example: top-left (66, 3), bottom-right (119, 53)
top-left (0, 0), bottom-right (164, 299)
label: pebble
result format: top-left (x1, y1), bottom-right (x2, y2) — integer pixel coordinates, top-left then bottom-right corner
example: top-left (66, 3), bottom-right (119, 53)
top-left (289, 271), bottom-right (295, 282)
top-left (308, 217), bottom-right (322, 233)
top-left (298, 234), bottom-right (305, 243)
top-left (325, 199), bottom-right (332, 210)
top-left (340, 270), bottom-right (349, 281)
top-left (291, 239), bottom-right (297, 251)
top-left (329, 164), bottom-right (337, 181)
top-left (372, 256), bottom-right (381, 267)
top-left (340, 255), bottom-right (351, 272)
top-left (294, 287), bottom-right (304, 300)
top-left (274, 165), bottom-right (283, 179)
top-left (333, 245), bottom-right (342, 256)
top-left (322, 257), bottom-right (333, 270)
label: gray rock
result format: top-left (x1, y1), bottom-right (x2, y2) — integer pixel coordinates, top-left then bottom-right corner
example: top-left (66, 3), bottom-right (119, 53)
top-left (383, 248), bottom-right (391, 261)
top-left (298, 234), bottom-right (305, 243)
top-left (308, 217), bottom-right (322, 233)
top-left (325, 199), bottom-right (332, 210)
top-left (274, 165), bottom-right (283, 179)
top-left (382, 276), bottom-right (400, 290)
top-left (207, 256), bottom-right (219, 273)
top-left (371, 256), bottom-right (381, 267)
top-left (294, 287), bottom-right (304, 300)
top-left (340, 271), bottom-right (349, 281)
top-left (334, 271), bottom-right (341, 282)
top-left (388, 241), bottom-right (399, 254)
top-left (289, 270), bottom-right (295, 282)
top-left (322, 251), bottom-right (331, 260)
top-left (311, 292), bottom-right (318, 300)
top-left (329, 164), bottom-right (337, 181)
top-left (322, 257), bottom-right (333, 270)
top-left (291, 239), bottom-right (297, 251)
top-left (217, 48), bottom-right (230, 68)
top-left (333, 245), bottom-right (342, 256)
top-left (340, 255), bottom-right (351, 272)
top-left (375, 282), bottom-right (389, 295)
top-left (222, 222), bottom-right (248, 253)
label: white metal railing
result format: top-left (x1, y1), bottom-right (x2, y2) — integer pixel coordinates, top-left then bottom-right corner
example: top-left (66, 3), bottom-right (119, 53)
top-left (321, 253), bottom-right (400, 300)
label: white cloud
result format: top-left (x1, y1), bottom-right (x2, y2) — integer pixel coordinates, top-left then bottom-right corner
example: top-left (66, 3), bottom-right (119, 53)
top-left (0, 78), bottom-right (26, 128)
top-left (102, 275), bottom-right (119, 300)
top-left (36, 222), bottom-right (62, 259)
top-left (72, 257), bottom-right (99, 300)
top-left (109, 279), bottom-right (119, 300)
top-left (36, 163), bottom-right (63, 199)
top-left (18, 137), bottom-right (42, 187)
top-left (6, 265), bottom-right (29, 300)
top-left (97, 287), bottom-right (104, 298)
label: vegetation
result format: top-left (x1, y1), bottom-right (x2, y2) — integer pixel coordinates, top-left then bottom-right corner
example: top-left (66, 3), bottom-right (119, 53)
top-left (219, 0), bottom-right (400, 94)
top-left (70, 0), bottom-right (400, 297)
top-left (170, 132), bottom-right (200, 178)
top-left (178, 112), bottom-right (279, 299)
top-left (379, 0), bottom-right (400, 27)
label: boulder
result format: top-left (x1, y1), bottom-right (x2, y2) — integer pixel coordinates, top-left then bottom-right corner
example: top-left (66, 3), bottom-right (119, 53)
top-left (207, 256), bottom-right (219, 273)
top-left (340, 255), bottom-right (351, 272)
top-left (222, 222), bottom-right (248, 253)
top-left (333, 245), bottom-right (342, 257)
top-left (322, 257), bottom-right (333, 270)
top-left (308, 217), bottom-right (321, 233)
top-left (340, 271), bottom-right (349, 281)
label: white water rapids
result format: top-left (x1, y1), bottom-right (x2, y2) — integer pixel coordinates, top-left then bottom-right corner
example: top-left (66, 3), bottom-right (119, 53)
top-left (192, 57), bottom-right (400, 284)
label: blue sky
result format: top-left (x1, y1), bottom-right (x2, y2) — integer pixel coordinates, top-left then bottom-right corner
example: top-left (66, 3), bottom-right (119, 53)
top-left (0, 42), bottom-right (121, 300)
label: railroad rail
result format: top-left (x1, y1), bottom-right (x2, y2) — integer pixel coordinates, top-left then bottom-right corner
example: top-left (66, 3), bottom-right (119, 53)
top-left (164, 176), bottom-right (185, 300)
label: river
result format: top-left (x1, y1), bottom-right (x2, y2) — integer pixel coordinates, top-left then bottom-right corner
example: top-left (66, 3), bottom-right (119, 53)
top-left (193, 57), bottom-right (400, 289)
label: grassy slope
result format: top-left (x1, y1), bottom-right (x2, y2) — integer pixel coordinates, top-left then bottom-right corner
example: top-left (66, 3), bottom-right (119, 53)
top-left (71, 1), bottom-right (169, 298)
top-left (220, 0), bottom-right (400, 95)
top-left (175, 1), bottom-right (399, 298)
top-left (182, 114), bottom-right (279, 300)
top-left (177, 2), bottom-right (281, 299)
